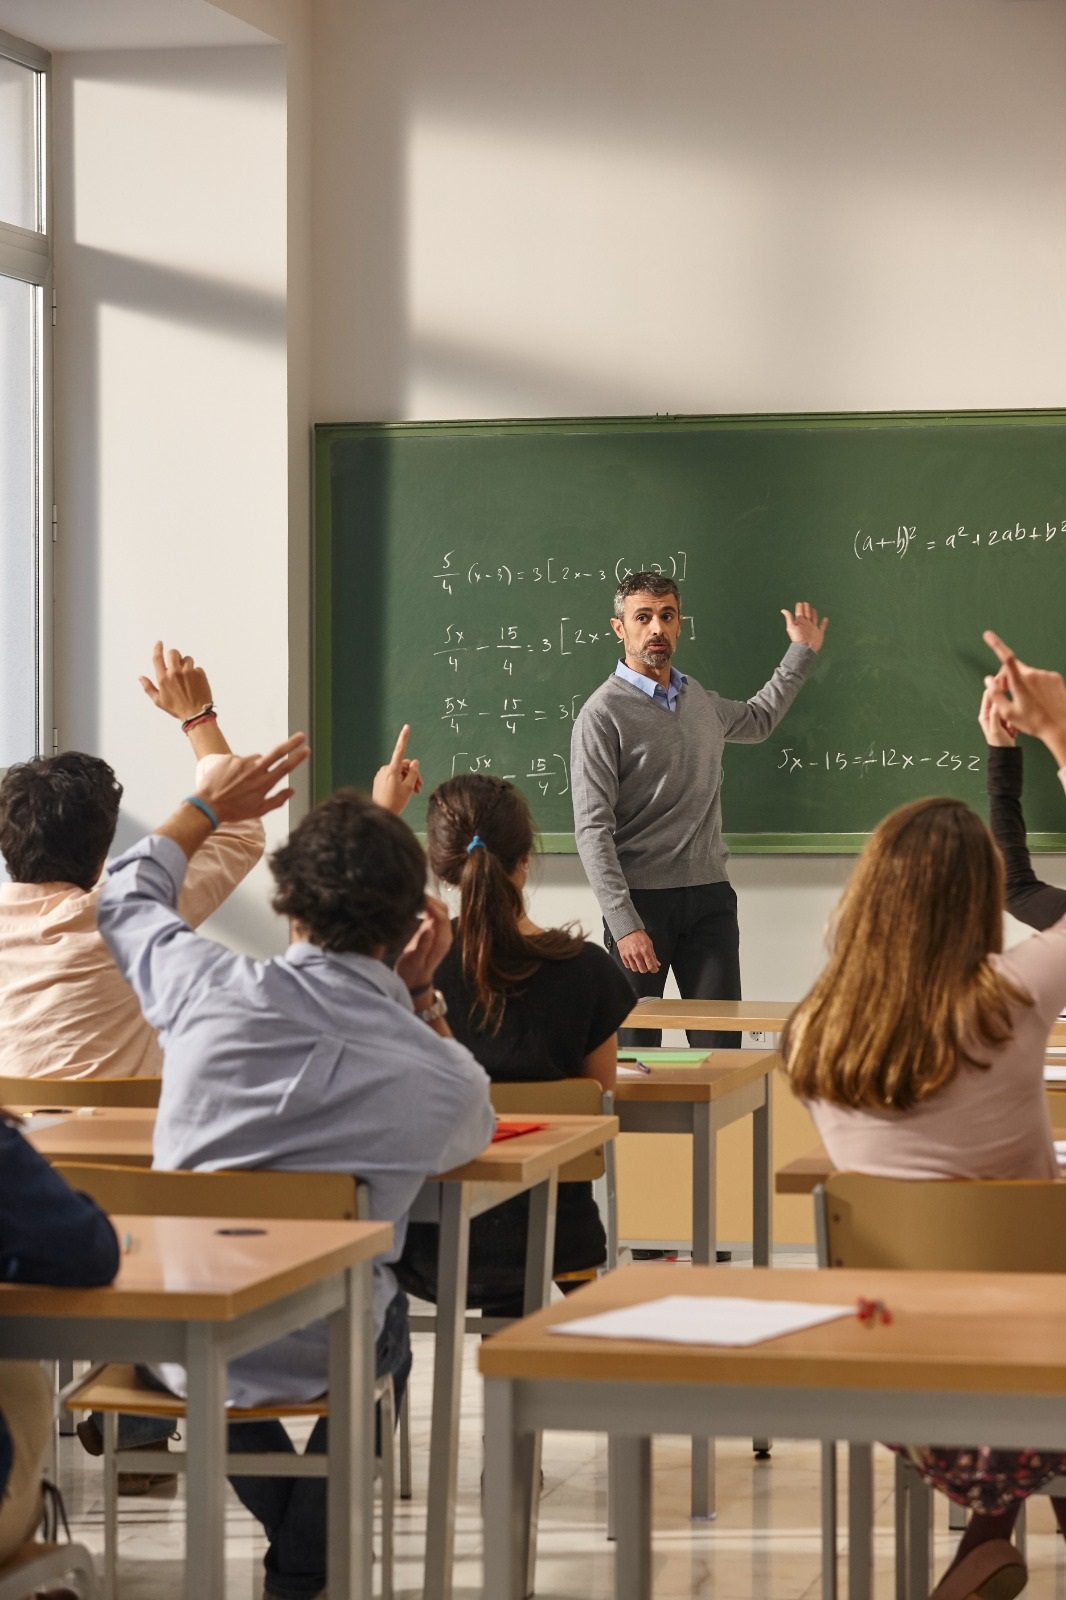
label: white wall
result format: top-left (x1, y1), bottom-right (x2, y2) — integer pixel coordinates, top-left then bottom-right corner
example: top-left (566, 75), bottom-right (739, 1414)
top-left (52, 41), bottom-right (291, 951)
top-left (309, 0), bottom-right (1066, 996)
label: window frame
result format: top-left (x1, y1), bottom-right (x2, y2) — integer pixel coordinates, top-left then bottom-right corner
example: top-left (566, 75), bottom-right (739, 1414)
top-left (0, 25), bottom-right (53, 766)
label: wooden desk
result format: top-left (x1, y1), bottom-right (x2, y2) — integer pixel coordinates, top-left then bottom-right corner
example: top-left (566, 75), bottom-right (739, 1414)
top-left (411, 1113), bottom-right (618, 1600)
top-left (26, 1107), bottom-right (156, 1165)
top-left (622, 998), bottom-right (794, 1035)
top-left (623, 1005), bottom-right (1066, 1041)
top-left (613, 1050), bottom-right (777, 1515)
top-left (479, 1263), bottom-right (1066, 1600)
top-left (0, 1214), bottom-right (390, 1600)
top-left (28, 1106), bottom-right (618, 1600)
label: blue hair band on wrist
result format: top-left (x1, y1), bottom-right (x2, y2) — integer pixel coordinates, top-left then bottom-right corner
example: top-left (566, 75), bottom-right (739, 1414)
top-left (466, 834), bottom-right (486, 854)
top-left (183, 795), bottom-right (219, 830)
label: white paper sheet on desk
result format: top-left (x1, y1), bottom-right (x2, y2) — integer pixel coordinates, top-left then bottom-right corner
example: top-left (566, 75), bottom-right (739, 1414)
top-left (547, 1295), bottom-right (853, 1347)
top-left (616, 1065), bottom-right (649, 1078)
top-left (1045, 1066), bottom-right (1066, 1083)
top-left (1054, 1141), bottom-right (1066, 1163)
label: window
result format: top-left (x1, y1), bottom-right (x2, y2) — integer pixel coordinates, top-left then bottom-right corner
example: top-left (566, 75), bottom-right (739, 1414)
top-left (0, 27), bottom-right (50, 772)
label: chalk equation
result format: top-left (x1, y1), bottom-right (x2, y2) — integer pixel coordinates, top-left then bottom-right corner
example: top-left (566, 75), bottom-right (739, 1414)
top-left (776, 745), bottom-right (983, 776)
top-left (431, 615), bottom-right (695, 674)
top-left (449, 749), bottom-right (570, 798)
top-left (853, 521), bottom-right (1065, 561)
top-left (432, 548), bottom-right (689, 595)
top-left (441, 693), bottom-right (585, 735)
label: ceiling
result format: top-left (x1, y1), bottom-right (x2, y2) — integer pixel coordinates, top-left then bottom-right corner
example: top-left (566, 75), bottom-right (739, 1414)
top-left (0, 0), bottom-right (272, 52)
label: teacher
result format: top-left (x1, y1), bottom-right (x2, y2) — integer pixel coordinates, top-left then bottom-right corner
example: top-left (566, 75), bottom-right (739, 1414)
top-left (570, 572), bottom-right (828, 1048)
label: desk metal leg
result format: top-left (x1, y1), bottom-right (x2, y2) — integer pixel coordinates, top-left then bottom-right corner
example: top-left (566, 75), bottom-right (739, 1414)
top-left (848, 1443), bottom-right (874, 1600)
top-left (184, 1323), bottom-right (227, 1600)
top-left (425, 1183), bottom-right (471, 1600)
top-left (690, 1103), bottom-right (716, 1519)
top-left (614, 1436), bottom-right (652, 1600)
top-left (519, 1175), bottom-right (558, 1598)
top-left (483, 1378), bottom-right (533, 1600)
top-left (328, 1262), bottom-right (374, 1600)
top-left (752, 1085), bottom-right (773, 1458)
top-left (821, 1441), bottom-right (838, 1600)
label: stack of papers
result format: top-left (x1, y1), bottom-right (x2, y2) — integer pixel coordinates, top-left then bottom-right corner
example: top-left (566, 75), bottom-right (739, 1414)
top-left (547, 1294), bottom-right (853, 1347)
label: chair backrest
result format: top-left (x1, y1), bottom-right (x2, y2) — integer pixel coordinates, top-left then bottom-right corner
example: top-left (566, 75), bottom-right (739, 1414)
top-left (490, 1079), bottom-right (609, 1181)
top-left (818, 1172), bottom-right (1066, 1273)
top-left (0, 1074), bottom-right (161, 1109)
top-left (52, 1162), bottom-right (363, 1220)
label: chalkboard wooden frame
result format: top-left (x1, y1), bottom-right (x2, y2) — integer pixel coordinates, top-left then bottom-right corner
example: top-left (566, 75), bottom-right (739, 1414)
top-left (314, 409), bottom-right (1066, 854)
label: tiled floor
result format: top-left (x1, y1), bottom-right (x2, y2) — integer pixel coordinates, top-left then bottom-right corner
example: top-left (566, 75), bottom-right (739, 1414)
top-left (55, 1257), bottom-right (1066, 1598)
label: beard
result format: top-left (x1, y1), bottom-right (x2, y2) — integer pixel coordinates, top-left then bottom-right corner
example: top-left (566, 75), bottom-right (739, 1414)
top-left (636, 638), bottom-right (673, 669)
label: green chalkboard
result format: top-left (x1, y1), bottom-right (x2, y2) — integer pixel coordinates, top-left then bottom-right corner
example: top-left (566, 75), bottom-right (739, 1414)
top-left (314, 412), bottom-right (1066, 852)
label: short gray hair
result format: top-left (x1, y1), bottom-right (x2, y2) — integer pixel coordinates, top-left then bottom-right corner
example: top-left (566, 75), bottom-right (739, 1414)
top-left (613, 571), bottom-right (681, 620)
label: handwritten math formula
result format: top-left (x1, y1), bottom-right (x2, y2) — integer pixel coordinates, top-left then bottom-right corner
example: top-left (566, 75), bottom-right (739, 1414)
top-left (777, 745), bottom-right (983, 777)
top-left (853, 520), bottom-right (1066, 562)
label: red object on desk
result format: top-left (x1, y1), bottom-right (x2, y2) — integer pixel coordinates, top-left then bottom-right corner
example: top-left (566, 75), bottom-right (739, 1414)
top-left (491, 1121), bottom-right (548, 1142)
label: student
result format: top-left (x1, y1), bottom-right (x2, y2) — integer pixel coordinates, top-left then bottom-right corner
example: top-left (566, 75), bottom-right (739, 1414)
top-left (783, 644), bottom-right (1066, 1600)
top-left (397, 773), bottom-right (634, 1317)
top-left (0, 1113), bottom-right (119, 1565)
top-left (96, 735), bottom-right (493, 1600)
top-left (0, 643), bottom-right (264, 1080)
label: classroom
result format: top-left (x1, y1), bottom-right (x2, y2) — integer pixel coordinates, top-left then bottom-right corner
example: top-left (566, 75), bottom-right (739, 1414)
top-left (3, 1), bottom-right (1066, 1597)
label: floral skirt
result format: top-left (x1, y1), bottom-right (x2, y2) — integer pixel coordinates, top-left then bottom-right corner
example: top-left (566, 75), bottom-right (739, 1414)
top-left (891, 1444), bottom-right (1066, 1515)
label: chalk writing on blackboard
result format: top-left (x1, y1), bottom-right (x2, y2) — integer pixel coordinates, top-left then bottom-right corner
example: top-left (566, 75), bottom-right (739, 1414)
top-left (433, 548), bottom-right (690, 594)
top-left (853, 521), bottom-right (1064, 561)
top-left (776, 745), bottom-right (983, 776)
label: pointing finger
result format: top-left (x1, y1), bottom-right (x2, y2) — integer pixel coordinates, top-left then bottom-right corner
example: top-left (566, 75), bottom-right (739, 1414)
top-left (390, 723), bottom-right (410, 767)
top-left (983, 630), bottom-right (1015, 666)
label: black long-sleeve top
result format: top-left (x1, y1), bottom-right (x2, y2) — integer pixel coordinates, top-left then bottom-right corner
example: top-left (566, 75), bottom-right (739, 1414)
top-left (0, 1115), bottom-right (119, 1500)
top-left (0, 1116), bottom-right (120, 1286)
top-left (987, 745), bottom-right (1066, 931)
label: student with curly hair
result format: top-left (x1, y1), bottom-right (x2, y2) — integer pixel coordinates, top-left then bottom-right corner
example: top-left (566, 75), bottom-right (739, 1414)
top-left (397, 773), bottom-right (635, 1317)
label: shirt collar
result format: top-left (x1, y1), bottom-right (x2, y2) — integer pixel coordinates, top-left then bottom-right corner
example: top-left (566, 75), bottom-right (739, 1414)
top-left (283, 943), bottom-right (414, 1010)
top-left (614, 659), bottom-right (687, 708)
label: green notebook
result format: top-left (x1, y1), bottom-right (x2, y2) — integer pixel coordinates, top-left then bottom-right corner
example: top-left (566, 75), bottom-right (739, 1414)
top-left (617, 1050), bottom-right (712, 1064)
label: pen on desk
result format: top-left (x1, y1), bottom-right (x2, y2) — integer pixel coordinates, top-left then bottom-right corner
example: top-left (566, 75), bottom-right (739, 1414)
top-left (122, 1231), bottom-right (133, 1254)
top-left (621, 1058), bottom-right (652, 1075)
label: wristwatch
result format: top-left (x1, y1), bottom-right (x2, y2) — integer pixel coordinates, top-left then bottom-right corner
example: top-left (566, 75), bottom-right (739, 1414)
top-left (414, 987), bottom-right (448, 1024)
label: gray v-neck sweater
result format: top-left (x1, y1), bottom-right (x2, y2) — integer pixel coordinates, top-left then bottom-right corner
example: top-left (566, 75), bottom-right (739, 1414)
top-left (570, 643), bottom-right (817, 939)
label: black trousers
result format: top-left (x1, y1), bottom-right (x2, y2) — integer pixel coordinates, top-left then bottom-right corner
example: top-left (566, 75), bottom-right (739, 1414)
top-left (605, 881), bottom-right (742, 1050)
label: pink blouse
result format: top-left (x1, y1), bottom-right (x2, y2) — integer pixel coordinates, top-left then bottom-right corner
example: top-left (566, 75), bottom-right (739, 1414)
top-left (808, 912), bottom-right (1066, 1183)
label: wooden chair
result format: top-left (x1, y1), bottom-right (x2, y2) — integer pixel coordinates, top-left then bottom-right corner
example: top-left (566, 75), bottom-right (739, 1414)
top-left (815, 1173), bottom-right (1066, 1600)
top-left (0, 1540), bottom-right (97, 1599)
top-left (398, 1078), bottom-right (616, 1499)
top-left (53, 1165), bottom-right (394, 1600)
top-left (0, 1074), bottom-right (161, 1109)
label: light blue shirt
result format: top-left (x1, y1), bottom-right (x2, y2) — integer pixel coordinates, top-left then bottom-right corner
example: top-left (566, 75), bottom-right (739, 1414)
top-left (97, 833), bottom-right (495, 1407)
top-left (614, 659), bottom-right (688, 712)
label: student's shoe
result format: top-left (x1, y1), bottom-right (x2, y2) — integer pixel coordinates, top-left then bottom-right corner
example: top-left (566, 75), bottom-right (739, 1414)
top-left (929, 1540), bottom-right (1027, 1600)
top-left (76, 1417), bottom-right (179, 1496)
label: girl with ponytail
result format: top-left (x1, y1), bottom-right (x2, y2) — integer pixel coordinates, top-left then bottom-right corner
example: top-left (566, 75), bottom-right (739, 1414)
top-left (396, 774), bottom-right (634, 1314)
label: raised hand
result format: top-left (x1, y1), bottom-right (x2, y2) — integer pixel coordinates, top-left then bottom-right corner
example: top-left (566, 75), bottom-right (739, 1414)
top-left (983, 632), bottom-right (1066, 769)
top-left (372, 724), bottom-right (423, 815)
top-left (139, 641), bottom-right (214, 723)
top-left (193, 734), bottom-right (311, 823)
top-left (977, 686), bottom-right (1015, 749)
top-left (781, 602), bottom-right (829, 653)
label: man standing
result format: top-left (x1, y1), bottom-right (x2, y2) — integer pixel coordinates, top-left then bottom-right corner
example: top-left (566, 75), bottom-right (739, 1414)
top-left (571, 572), bottom-right (828, 1048)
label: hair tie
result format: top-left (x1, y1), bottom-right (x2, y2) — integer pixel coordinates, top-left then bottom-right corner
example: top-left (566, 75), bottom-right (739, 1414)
top-left (466, 834), bottom-right (487, 854)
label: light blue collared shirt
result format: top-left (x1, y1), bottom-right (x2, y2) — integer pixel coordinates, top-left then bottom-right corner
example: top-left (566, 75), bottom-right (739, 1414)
top-left (97, 833), bottom-right (495, 1406)
top-left (614, 659), bottom-right (688, 712)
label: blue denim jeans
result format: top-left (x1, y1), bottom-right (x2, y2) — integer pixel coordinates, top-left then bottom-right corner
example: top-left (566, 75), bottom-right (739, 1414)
top-left (89, 1411), bottom-right (174, 1448)
top-left (227, 1290), bottom-right (412, 1600)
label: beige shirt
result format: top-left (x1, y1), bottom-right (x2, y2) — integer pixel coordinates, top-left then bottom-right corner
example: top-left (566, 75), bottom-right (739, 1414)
top-left (809, 913), bottom-right (1066, 1182)
top-left (0, 769), bottom-right (264, 1080)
